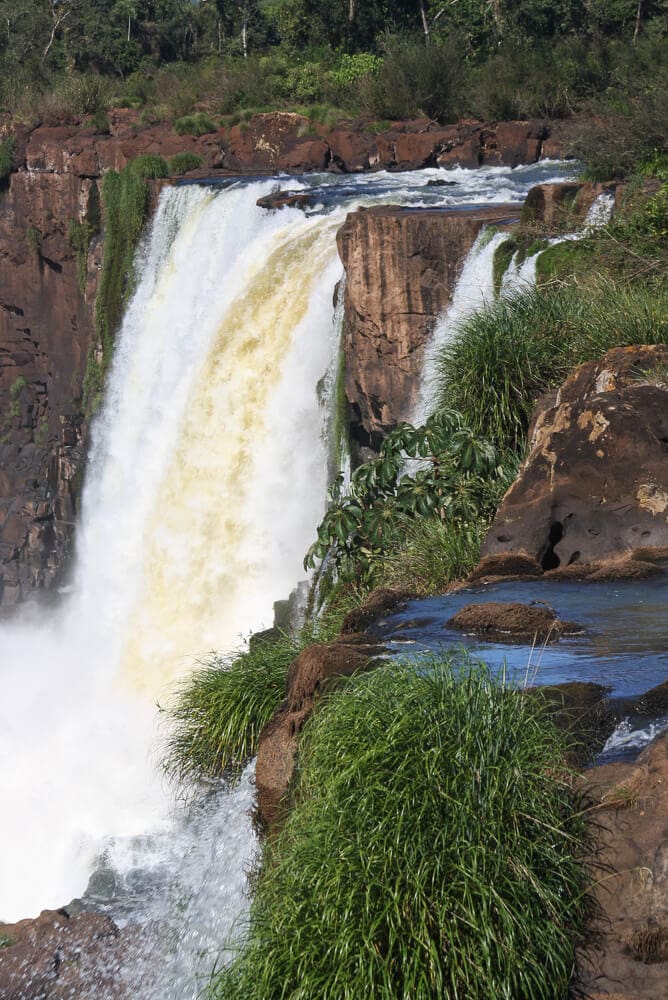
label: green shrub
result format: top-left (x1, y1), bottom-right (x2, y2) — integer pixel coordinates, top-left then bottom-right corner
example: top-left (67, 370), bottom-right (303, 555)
top-left (168, 151), bottom-right (203, 175)
top-left (214, 658), bottom-right (590, 999)
top-left (126, 154), bottom-right (168, 179)
top-left (0, 136), bottom-right (15, 188)
top-left (87, 156), bottom-right (162, 411)
top-left (26, 225), bottom-right (42, 258)
top-left (360, 36), bottom-right (467, 122)
top-left (305, 409), bottom-right (506, 588)
top-left (174, 111), bottom-right (216, 136)
top-left (435, 279), bottom-right (668, 453)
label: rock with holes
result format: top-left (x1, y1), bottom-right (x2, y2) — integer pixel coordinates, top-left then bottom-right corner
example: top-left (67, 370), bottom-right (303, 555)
top-left (475, 346), bottom-right (668, 578)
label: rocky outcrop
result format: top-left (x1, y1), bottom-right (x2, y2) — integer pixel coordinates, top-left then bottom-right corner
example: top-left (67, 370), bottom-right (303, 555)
top-left (447, 600), bottom-right (581, 642)
top-left (476, 346), bottom-right (668, 579)
top-left (522, 180), bottom-right (621, 228)
top-left (0, 908), bottom-right (129, 999)
top-left (337, 204), bottom-right (519, 456)
top-left (255, 634), bottom-right (385, 828)
top-left (577, 733), bottom-right (668, 999)
top-left (0, 169), bottom-right (101, 606)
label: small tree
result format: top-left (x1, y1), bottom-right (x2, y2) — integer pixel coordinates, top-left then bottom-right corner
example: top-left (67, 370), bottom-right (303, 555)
top-left (305, 408), bottom-right (507, 586)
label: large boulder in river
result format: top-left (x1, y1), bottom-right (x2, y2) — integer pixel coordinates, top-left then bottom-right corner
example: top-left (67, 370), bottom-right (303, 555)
top-left (447, 600), bottom-right (581, 642)
top-left (476, 346), bottom-right (668, 579)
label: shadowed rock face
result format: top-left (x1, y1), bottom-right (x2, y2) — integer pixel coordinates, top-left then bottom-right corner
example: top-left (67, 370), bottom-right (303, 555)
top-left (0, 170), bottom-right (101, 607)
top-left (477, 346), bottom-right (668, 578)
top-left (336, 205), bottom-right (519, 457)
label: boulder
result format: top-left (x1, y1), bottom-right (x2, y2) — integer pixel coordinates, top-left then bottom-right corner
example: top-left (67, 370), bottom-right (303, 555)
top-left (522, 180), bottom-right (620, 229)
top-left (446, 600), bottom-right (581, 642)
top-left (476, 346), bottom-right (668, 578)
top-left (340, 587), bottom-right (412, 634)
top-left (0, 908), bottom-right (129, 999)
top-left (576, 733), bottom-right (668, 998)
top-left (256, 190), bottom-right (314, 211)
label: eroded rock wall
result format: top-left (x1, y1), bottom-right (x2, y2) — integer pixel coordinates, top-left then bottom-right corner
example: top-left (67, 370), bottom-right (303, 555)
top-left (337, 205), bottom-right (519, 456)
top-left (0, 169), bottom-right (100, 607)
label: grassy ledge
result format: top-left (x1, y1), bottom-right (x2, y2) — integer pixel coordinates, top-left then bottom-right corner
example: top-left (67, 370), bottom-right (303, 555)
top-left (212, 658), bottom-right (590, 1000)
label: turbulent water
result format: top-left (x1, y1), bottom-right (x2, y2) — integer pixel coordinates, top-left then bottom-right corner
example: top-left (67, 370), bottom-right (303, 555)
top-left (0, 161), bottom-right (574, 991)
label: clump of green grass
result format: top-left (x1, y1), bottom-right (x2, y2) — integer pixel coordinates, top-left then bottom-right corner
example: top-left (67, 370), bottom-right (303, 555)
top-left (378, 515), bottom-right (485, 595)
top-left (86, 155), bottom-right (166, 412)
top-left (68, 219), bottom-right (95, 291)
top-left (168, 151), bottom-right (203, 175)
top-left (162, 586), bottom-right (360, 788)
top-left (214, 657), bottom-right (590, 999)
top-left (435, 279), bottom-right (668, 452)
top-left (174, 112), bottom-right (216, 136)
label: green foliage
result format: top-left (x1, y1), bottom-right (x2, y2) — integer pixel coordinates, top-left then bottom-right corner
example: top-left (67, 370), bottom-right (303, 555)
top-left (0, 135), bottom-right (15, 187)
top-left (376, 514), bottom-right (487, 595)
top-left (167, 151), bottom-right (203, 175)
top-left (87, 155), bottom-right (162, 412)
top-left (26, 225), bottom-right (42, 258)
top-left (68, 219), bottom-right (95, 291)
top-left (214, 657), bottom-right (590, 1000)
top-left (305, 409), bottom-right (506, 587)
top-left (435, 280), bottom-right (668, 453)
top-left (174, 112), bottom-right (216, 136)
top-left (493, 235), bottom-right (550, 295)
top-left (9, 376), bottom-right (26, 400)
top-left (362, 36), bottom-right (467, 122)
top-left (162, 591), bottom-right (359, 788)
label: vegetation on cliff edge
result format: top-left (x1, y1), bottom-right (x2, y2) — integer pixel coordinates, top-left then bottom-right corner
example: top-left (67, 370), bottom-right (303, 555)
top-left (212, 658), bottom-right (590, 1000)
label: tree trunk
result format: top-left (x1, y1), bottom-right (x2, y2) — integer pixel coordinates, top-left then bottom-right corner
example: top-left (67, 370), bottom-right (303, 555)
top-left (633, 0), bottom-right (643, 45)
top-left (419, 0), bottom-right (430, 43)
top-left (349, 0), bottom-right (355, 24)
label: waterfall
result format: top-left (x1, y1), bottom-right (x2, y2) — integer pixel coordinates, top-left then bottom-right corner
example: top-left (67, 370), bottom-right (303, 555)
top-left (0, 160), bottom-right (577, 992)
top-left (0, 180), bottom-right (347, 923)
top-left (414, 229), bottom-right (508, 424)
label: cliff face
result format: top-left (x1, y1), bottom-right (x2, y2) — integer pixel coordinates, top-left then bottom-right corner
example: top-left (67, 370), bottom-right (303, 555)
top-left (0, 169), bottom-right (100, 607)
top-left (337, 205), bottom-right (518, 457)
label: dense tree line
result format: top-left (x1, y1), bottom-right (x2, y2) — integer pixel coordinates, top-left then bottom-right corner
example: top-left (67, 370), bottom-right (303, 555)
top-left (1, 0), bottom-right (665, 79)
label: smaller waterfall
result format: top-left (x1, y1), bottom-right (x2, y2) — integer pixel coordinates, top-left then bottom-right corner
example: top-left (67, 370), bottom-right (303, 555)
top-left (414, 229), bottom-right (508, 423)
top-left (584, 190), bottom-right (615, 229)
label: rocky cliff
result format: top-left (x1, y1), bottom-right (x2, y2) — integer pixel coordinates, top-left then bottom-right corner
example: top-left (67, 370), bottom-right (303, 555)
top-left (0, 167), bottom-right (101, 607)
top-left (337, 204), bottom-right (518, 456)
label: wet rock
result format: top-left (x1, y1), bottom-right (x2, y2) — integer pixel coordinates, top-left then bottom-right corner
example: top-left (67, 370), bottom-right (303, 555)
top-left (255, 635), bottom-right (386, 828)
top-left (576, 732), bottom-right (668, 998)
top-left (426, 178), bottom-right (457, 186)
top-left (340, 587), bottom-right (412, 634)
top-left (0, 909), bottom-right (129, 999)
top-left (446, 600), bottom-right (581, 643)
top-left (256, 190), bottom-right (314, 211)
top-left (476, 346), bottom-right (668, 580)
top-left (522, 180), bottom-right (620, 228)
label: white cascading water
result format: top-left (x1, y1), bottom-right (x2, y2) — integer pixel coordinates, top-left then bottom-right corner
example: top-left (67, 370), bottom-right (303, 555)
top-left (0, 180), bottom-right (348, 925)
top-left (0, 160), bottom-right (576, 994)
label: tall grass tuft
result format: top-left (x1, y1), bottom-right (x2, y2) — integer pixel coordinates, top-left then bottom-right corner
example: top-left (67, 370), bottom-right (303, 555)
top-left (435, 279), bottom-right (668, 452)
top-left (162, 585), bottom-right (361, 788)
top-left (378, 515), bottom-right (486, 595)
top-left (213, 658), bottom-right (590, 999)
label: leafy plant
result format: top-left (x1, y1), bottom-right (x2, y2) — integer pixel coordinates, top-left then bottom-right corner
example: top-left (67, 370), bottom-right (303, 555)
top-left (305, 408), bottom-right (505, 586)
top-left (168, 151), bottom-right (203, 175)
top-left (174, 112), bottom-right (216, 136)
top-left (214, 657), bottom-right (590, 1000)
